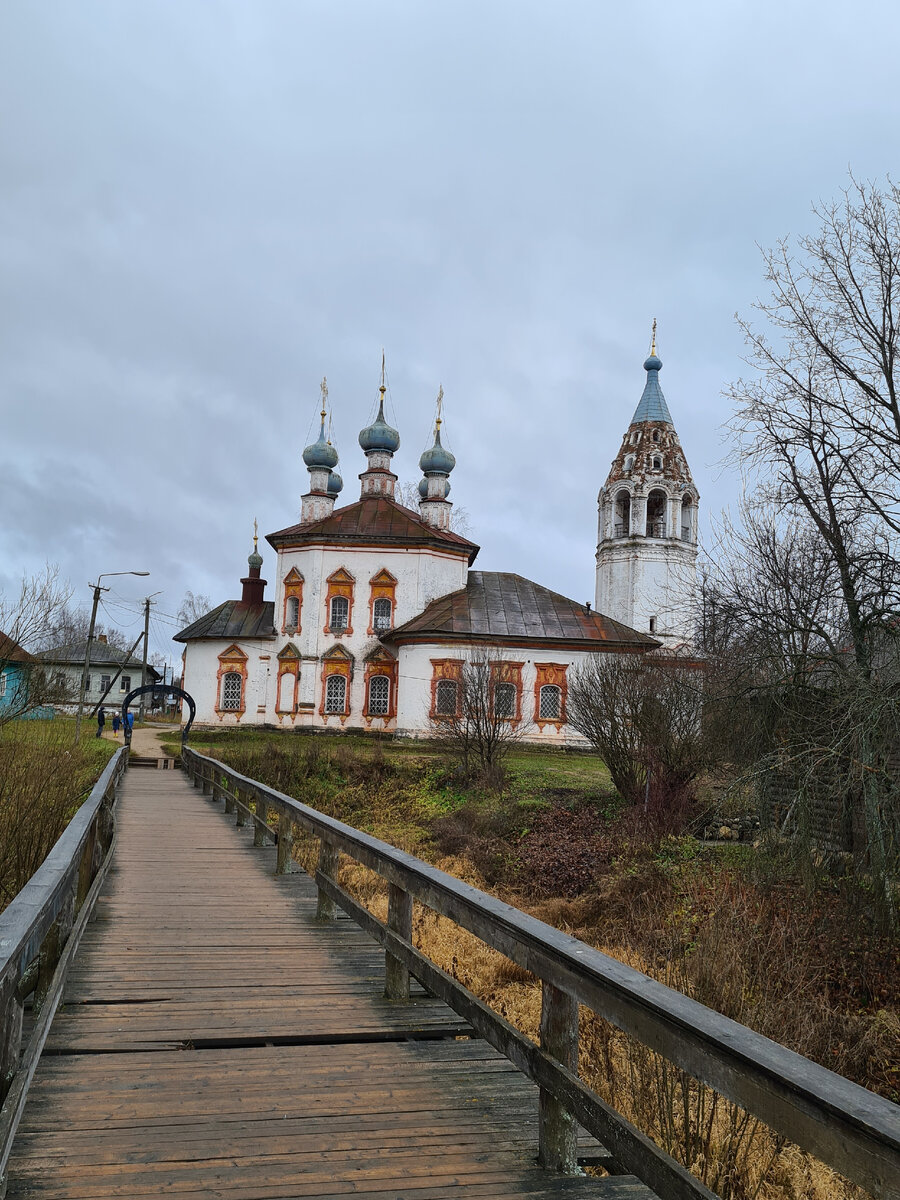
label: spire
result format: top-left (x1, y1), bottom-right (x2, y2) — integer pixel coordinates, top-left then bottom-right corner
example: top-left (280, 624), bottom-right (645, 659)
top-left (241, 518), bottom-right (267, 604)
top-left (631, 325), bottom-right (673, 424)
top-left (358, 353), bottom-right (400, 498)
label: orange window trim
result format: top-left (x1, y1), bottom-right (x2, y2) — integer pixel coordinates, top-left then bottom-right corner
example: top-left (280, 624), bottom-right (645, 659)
top-left (324, 568), bottom-right (355, 636)
top-left (367, 568), bottom-right (398, 635)
top-left (319, 659), bottom-right (351, 718)
top-left (491, 661), bottom-right (524, 724)
top-left (534, 662), bottom-right (568, 727)
top-left (429, 658), bottom-right (463, 719)
top-left (363, 657), bottom-right (398, 719)
top-left (215, 646), bottom-right (248, 721)
top-left (282, 569), bottom-right (304, 635)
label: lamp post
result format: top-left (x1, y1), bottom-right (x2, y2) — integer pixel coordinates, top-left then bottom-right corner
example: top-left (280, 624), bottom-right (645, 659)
top-left (139, 591), bottom-right (163, 721)
top-left (74, 571), bottom-right (150, 743)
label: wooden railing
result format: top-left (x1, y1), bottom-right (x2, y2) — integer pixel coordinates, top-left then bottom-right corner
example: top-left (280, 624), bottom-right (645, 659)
top-left (0, 747), bottom-right (128, 1190)
top-left (182, 748), bottom-right (900, 1200)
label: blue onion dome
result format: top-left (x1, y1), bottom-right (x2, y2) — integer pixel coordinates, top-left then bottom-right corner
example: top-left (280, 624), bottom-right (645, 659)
top-left (303, 417), bottom-right (339, 470)
top-left (417, 477), bottom-right (428, 498)
top-left (419, 424), bottom-right (456, 475)
top-left (643, 352), bottom-right (662, 372)
top-left (359, 389), bottom-right (400, 453)
top-left (327, 469), bottom-right (343, 495)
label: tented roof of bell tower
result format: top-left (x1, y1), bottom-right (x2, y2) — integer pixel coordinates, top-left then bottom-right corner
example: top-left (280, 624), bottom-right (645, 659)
top-left (630, 352), bottom-right (673, 425)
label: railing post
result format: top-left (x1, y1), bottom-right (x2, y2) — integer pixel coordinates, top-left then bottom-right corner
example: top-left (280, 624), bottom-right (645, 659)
top-left (316, 839), bottom-right (340, 920)
top-left (0, 975), bottom-right (23, 1106)
top-left (275, 813), bottom-right (293, 874)
top-left (202, 765), bottom-right (212, 796)
top-left (538, 981), bottom-right (579, 1172)
top-left (253, 793), bottom-right (268, 846)
top-left (223, 778), bottom-right (235, 814)
top-left (385, 883), bottom-right (412, 1000)
top-left (34, 919), bottom-right (62, 1015)
top-left (235, 787), bottom-right (246, 827)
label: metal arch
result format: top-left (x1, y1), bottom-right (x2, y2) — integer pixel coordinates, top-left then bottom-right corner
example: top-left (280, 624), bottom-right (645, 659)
top-left (120, 684), bottom-right (197, 748)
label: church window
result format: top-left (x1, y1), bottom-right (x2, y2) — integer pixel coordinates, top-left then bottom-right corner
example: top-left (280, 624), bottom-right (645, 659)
top-left (221, 672), bottom-right (242, 710)
top-left (681, 494), bottom-right (696, 543)
top-left (539, 685), bottom-right (561, 720)
top-left (494, 682), bottom-right (517, 719)
top-left (373, 597), bottom-right (392, 631)
top-left (614, 489), bottom-right (631, 538)
top-left (651, 455), bottom-right (663, 471)
top-left (435, 678), bottom-right (458, 715)
top-left (285, 595), bottom-right (299, 630)
top-left (623, 455), bottom-right (634, 473)
top-left (330, 596), bottom-right (349, 632)
top-left (324, 673), bottom-right (347, 714)
top-left (367, 674), bottom-right (390, 715)
top-left (652, 430), bottom-right (660, 443)
top-left (631, 431), bottom-right (641, 444)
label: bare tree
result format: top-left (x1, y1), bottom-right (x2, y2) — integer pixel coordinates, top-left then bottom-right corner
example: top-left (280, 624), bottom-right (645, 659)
top-left (0, 565), bottom-right (74, 724)
top-left (395, 480), bottom-right (473, 538)
top-left (567, 652), bottom-right (707, 816)
top-left (429, 648), bottom-right (530, 783)
top-left (177, 590), bottom-right (213, 627)
top-left (723, 175), bottom-right (900, 925)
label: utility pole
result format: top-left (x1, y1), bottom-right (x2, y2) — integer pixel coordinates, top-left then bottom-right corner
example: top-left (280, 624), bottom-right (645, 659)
top-left (73, 570), bottom-right (149, 743)
top-left (139, 592), bottom-right (162, 722)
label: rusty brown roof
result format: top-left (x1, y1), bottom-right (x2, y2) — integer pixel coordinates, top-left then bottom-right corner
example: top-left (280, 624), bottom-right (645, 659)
top-left (173, 601), bottom-right (277, 643)
top-left (0, 632), bottom-right (35, 664)
top-left (267, 497), bottom-right (479, 563)
top-left (382, 572), bottom-right (660, 649)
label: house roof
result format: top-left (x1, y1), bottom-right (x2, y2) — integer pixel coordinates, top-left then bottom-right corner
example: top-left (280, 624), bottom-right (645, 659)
top-left (382, 572), bottom-right (660, 650)
top-left (174, 600), bottom-right (277, 643)
top-left (39, 641), bottom-right (161, 677)
top-left (267, 496), bottom-right (480, 564)
top-left (0, 632), bottom-right (35, 664)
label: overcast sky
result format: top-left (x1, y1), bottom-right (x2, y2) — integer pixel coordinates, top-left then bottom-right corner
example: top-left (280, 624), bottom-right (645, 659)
top-left (2, 1), bottom-right (898, 665)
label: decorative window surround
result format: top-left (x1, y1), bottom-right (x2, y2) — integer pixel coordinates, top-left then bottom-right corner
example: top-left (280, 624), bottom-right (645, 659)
top-left (319, 644), bottom-right (353, 722)
top-left (282, 568), bottom-right (303, 634)
top-left (429, 658), bottom-right (462, 719)
top-left (216, 644), bottom-right (248, 720)
top-left (534, 662), bottom-right (567, 729)
top-left (363, 646), bottom-right (397, 723)
top-left (324, 567), bottom-right (355, 636)
top-left (276, 642), bottom-right (301, 716)
top-left (367, 568), bottom-right (398, 634)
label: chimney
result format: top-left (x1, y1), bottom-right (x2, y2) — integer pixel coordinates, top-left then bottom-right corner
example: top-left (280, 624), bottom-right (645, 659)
top-left (97, 634), bottom-right (108, 644)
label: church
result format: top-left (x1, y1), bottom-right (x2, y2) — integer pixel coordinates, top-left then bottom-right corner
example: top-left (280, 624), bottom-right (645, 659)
top-left (175, 338), bottom-right (699, 741)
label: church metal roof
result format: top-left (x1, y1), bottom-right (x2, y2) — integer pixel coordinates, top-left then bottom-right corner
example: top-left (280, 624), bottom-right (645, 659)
top-left (381, 572), bottom-right (659, 649)
top-left (631, 354), bottom-right (673, 424)
top-left (173, 601), bottom-right (277, 643)
top-left (267, 497), bottom-right (479, 563)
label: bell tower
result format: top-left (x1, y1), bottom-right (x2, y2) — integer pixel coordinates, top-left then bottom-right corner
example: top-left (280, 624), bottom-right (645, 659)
top-left (595, 327), bottom-right (698, 646)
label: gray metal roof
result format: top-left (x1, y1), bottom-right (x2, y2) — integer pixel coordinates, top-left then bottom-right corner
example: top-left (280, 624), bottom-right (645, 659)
top-left (173, 600), bottom-right (277, 643)
top-left (382, 572), bottom-right (659, 649)
top-left (39, 641), bottom-right (160, 676)
top-left (631, 354), bottom-right (673, 424)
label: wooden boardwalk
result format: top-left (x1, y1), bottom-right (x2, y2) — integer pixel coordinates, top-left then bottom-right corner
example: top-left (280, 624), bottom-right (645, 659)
top-left (6, 768), bottom-right (653, 1199)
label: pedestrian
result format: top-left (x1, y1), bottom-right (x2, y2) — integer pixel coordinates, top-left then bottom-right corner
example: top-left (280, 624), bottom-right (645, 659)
top-left (112, 713), bottom-right (121, 736)
top-left (126, 711), bottom-right (134, 733)
top-left (96, 707), bottom-right (105, 738)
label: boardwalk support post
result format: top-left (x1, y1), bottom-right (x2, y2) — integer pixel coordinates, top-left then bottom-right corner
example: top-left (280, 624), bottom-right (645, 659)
top-left (253, 794), bottom-right (268, 846)
top-left (275, 814), bottom-right (293, 875)
top-left (0, 977), bottom-right (22, 1107)
top-left (385, 883), bottom-right (412, 1001)
top-left (538, 982), bottom-right (579, 1172)
top-left (316, 840), bottom-right (340, 920)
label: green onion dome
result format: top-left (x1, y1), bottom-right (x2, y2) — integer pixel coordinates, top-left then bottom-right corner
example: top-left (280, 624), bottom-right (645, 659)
top-left (303, 418), bottom-right (339, 470)
top-left (419, 425), bottom-right (456, 475)
top-left (359, 391), bottom-right (400, 453)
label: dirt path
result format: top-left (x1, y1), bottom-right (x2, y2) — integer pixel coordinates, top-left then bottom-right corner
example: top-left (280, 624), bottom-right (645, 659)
top-left (100, 723), bottom-right (180, 757)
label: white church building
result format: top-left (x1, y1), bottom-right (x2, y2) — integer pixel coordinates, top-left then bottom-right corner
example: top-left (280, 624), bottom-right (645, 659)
top-left (175, 343), bottom-right (698, 740)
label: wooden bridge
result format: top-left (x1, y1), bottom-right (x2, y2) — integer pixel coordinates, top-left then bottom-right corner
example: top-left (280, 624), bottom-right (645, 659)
top-left (0, 749), bottom-right (898, 1200)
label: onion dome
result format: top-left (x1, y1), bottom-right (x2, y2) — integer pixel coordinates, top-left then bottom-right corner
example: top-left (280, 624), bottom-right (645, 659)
top-left (327, 469), bottom-right (343, 495)
top-left (248, 521), bottom-right (263, 568)
top-left (303, 416), bottom-right (339, 470)
top-left (417, 477), bottom-right (428, 499)
top-left (359, 388), bottom-right (400, 453)
top-left (419, 425), bottom-right (456, 475)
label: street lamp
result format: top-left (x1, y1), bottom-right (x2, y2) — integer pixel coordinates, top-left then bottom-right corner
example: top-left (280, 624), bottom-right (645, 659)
top-left (74, 571), bottom-right (150, 742)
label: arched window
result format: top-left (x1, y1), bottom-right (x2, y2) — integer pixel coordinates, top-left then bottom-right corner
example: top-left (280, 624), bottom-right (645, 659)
top-left (652, 430), bottom-right (660, 443)
top-left (494, 682), bottom-right (517, 719)
top-left (373, 597), bottom-right (392, 631)
top-left (435, 679), bottom-right (458, 715)
top-left (681, 494), bottom-right (696, 543)
top-left (539, 685), bottom-right (561, 720)
top-left (631, 431), bottom-right (641, 444)
top-left (285, 595), bottom-right (299, 630)
top-left (221, 672), bottom-right (242, 710)
top-left (651, 455), bottom-right (663, 471)
top-left (368, 674), bottom-right (390, 715)
top-left (623, 455), bottom-right (634, 473)
top-left (324, 673), bottom-right (346, 714)
top-left (614, 489), bottom-right (631, 538)
top-left (646, 489), bottom-right (667, 537)
top-left (330, 595), bottom-right (349, 632)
